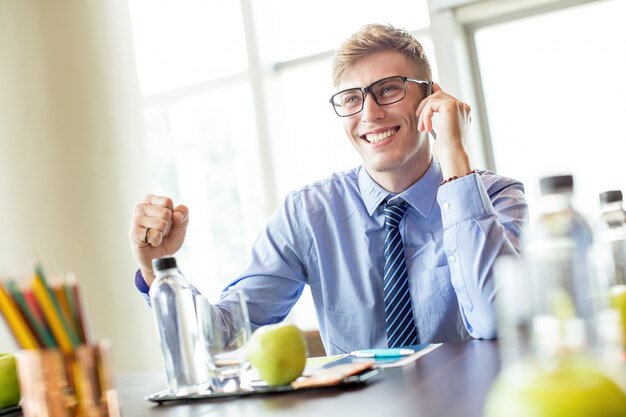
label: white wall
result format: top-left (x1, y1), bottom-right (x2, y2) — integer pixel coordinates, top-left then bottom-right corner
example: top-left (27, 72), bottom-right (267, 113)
top-left (0, 0), bottom-right (162, 373)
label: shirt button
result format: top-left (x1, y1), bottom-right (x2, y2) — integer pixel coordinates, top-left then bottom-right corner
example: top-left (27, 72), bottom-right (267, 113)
top-left (442, 202), bottom-right (451, 210)
top-left (449, 255), bottom-right (456, 263)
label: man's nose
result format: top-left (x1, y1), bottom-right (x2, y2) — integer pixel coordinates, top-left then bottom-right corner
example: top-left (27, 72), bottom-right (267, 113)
top-left (361, 92), bottom-right (384, 121)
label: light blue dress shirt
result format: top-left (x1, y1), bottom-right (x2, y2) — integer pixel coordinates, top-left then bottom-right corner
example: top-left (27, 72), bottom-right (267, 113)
top-left (219, 159), bottom-right (527, 354)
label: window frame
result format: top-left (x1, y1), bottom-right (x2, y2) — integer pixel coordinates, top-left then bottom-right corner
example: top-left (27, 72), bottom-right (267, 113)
top-left (428, 0), bottom-right (605, 171)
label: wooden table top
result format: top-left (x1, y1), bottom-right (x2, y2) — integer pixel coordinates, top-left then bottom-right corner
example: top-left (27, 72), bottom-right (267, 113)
top-left (114, 339), bottom-right (501, 417)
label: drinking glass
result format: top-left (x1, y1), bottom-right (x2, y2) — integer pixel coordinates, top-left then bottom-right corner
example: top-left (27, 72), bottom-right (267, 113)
top-left (195, 288), bottom-right (252, 392)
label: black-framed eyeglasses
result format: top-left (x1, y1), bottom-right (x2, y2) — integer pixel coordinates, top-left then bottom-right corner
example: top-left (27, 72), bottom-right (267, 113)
top-left (329, 76), bottom-right (432, 117)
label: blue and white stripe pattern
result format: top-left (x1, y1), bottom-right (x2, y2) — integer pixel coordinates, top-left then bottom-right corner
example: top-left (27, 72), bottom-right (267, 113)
top-left (383, 200), bottom-right (419, 348)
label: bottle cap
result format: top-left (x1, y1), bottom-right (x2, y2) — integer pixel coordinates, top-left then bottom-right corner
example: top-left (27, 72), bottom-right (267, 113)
top-left (152, 256), bottom-right (177, 271)
top-left (539, 174), bottom-right (574, 195)
top-left (599, 190), bottom-right (623, 205)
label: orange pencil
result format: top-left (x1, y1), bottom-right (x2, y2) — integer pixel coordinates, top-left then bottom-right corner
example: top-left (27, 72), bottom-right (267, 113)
top-left (54, 283), bottom-right (79, 339)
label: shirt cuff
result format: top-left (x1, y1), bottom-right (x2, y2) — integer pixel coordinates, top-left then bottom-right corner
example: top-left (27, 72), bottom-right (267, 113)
top-left (135, 269), bottom-right (150, 295)
top-left (437, 172), bottom-right (494, 228)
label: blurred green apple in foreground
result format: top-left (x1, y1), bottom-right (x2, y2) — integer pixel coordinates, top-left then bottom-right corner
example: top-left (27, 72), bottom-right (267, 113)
top-left (247, 323), bottom-right (308, 386)
top-left (0, 353), bottom-right (20, 408)
top-left (484, 360), bottom-right (626, 417)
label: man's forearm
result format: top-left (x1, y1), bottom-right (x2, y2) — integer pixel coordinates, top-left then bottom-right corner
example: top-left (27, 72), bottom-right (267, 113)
top-left (438, 172), bottom-right (527, 338)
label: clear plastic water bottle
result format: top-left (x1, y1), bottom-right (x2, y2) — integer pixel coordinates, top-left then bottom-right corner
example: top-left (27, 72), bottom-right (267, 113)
top-left (149, 256), bottom-right (208, 394)
top-left (594, 190), bottom-right (626, 352)
top-left (525, 174), bottom-right (595, 361)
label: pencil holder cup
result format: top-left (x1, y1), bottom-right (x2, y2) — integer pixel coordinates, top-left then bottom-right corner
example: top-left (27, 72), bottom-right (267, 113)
top-left (16, 340), bottom-right (120, 417)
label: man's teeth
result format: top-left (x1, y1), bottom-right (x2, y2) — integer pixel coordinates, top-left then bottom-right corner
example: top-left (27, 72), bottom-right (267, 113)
top-left (364, 128), bottom-right (396, 143)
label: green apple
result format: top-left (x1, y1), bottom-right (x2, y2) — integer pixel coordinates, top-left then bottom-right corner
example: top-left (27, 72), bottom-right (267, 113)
top-left (247, 323), bottom-right (308, 386)
top-left (610, 285), bottom-right (626, 349)
top-left (484, 360), bottom-right (626, 417)
top-left (0, 353), bottom-right (20, 408)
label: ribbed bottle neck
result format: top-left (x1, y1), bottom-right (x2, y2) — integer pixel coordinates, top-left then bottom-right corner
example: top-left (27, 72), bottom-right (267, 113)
top-left (154, 267), bottom-right (182, 278)
top-left (539, 192), bottom-right (573, 213)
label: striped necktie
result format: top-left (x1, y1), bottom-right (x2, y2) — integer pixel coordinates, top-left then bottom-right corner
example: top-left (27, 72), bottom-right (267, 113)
top-left (383, 200), bottom-right (419, 348)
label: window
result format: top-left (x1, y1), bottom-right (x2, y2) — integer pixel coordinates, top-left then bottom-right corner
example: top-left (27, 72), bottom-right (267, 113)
top-left (472, 0), bottom-right (626, 219)
top-left (129, 0), bottom-right (248, 95)
top-left (142, 85), bottom-right (267, 290)
top-left (252, 0), bottom-right (431, 62)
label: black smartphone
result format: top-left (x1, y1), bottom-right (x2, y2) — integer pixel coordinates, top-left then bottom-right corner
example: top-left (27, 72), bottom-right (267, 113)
top-left (426, 81), bottom-right (437, 140)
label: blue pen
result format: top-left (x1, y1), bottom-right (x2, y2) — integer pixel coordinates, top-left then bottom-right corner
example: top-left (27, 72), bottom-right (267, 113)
top-left (350, 348), bottom-right (415, 358)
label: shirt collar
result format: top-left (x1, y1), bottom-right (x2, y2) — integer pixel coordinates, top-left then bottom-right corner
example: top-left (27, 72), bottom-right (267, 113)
top-left (358, 167), bottom-right (389, 216)
top-left (358, 159), bottom-right (442, 217)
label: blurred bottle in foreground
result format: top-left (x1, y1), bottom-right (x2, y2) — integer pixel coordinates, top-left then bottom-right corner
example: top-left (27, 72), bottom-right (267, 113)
top-left (149, 256), bottom-right (209, 395)
top-left (526, 174), bottom-right (595, 362)
top-left (485, 174), bottom-right (626, 417)
top-left (594, 190), bottom-right (626, 353)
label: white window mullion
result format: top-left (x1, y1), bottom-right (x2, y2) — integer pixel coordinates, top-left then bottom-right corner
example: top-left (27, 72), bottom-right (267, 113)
top-left (240, 0), bottom-right (279, 215)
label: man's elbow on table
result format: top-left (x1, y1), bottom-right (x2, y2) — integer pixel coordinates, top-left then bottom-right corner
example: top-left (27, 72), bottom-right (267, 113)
top-left (465, 315), bottom-right (498, 340)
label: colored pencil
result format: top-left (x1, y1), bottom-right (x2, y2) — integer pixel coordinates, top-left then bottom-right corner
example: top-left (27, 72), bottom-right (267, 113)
top-left (0, 265), bottom-right (91, 353)
top-left (0, 283), bottom-right (40, 349)
top-left (32, 273), bottom-right (79, 352)
top-left (53, 282), bottom-right (80, 340)
top-left (5, 280), bottom-right (56, 348)
top-left (65, 275), bottom-right (89, 343)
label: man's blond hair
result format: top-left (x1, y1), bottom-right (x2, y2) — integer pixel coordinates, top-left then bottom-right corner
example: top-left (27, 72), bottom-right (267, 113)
top-left (331, 23), bottom-right (432, 87)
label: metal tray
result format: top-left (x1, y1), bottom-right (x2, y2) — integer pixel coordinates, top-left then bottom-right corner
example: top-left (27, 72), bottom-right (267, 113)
top-left (0, 405), bottom-right (21, 416)
top-left (146, 367), bottom-right (381, 404)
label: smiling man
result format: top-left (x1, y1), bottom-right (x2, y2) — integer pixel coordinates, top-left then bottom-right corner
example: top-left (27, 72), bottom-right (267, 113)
top-left (130, 24), bottom-right (527, 354)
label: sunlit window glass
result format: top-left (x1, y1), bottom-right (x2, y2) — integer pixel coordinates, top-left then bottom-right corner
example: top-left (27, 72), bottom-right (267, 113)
top-left (142, 84), bottom-right (267, 294)
top-left (474, 0), bottom-right (626, 218)
top-left (270, 59), bottom-right (358, 199)
top-left (128, 0), bottom-right (248, 95)
top-left (252, 0), bottom-right (431, 62)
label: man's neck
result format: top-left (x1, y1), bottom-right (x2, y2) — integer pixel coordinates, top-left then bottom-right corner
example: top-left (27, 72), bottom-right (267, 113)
top-left (367, 158), bottom-right (433, 194)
